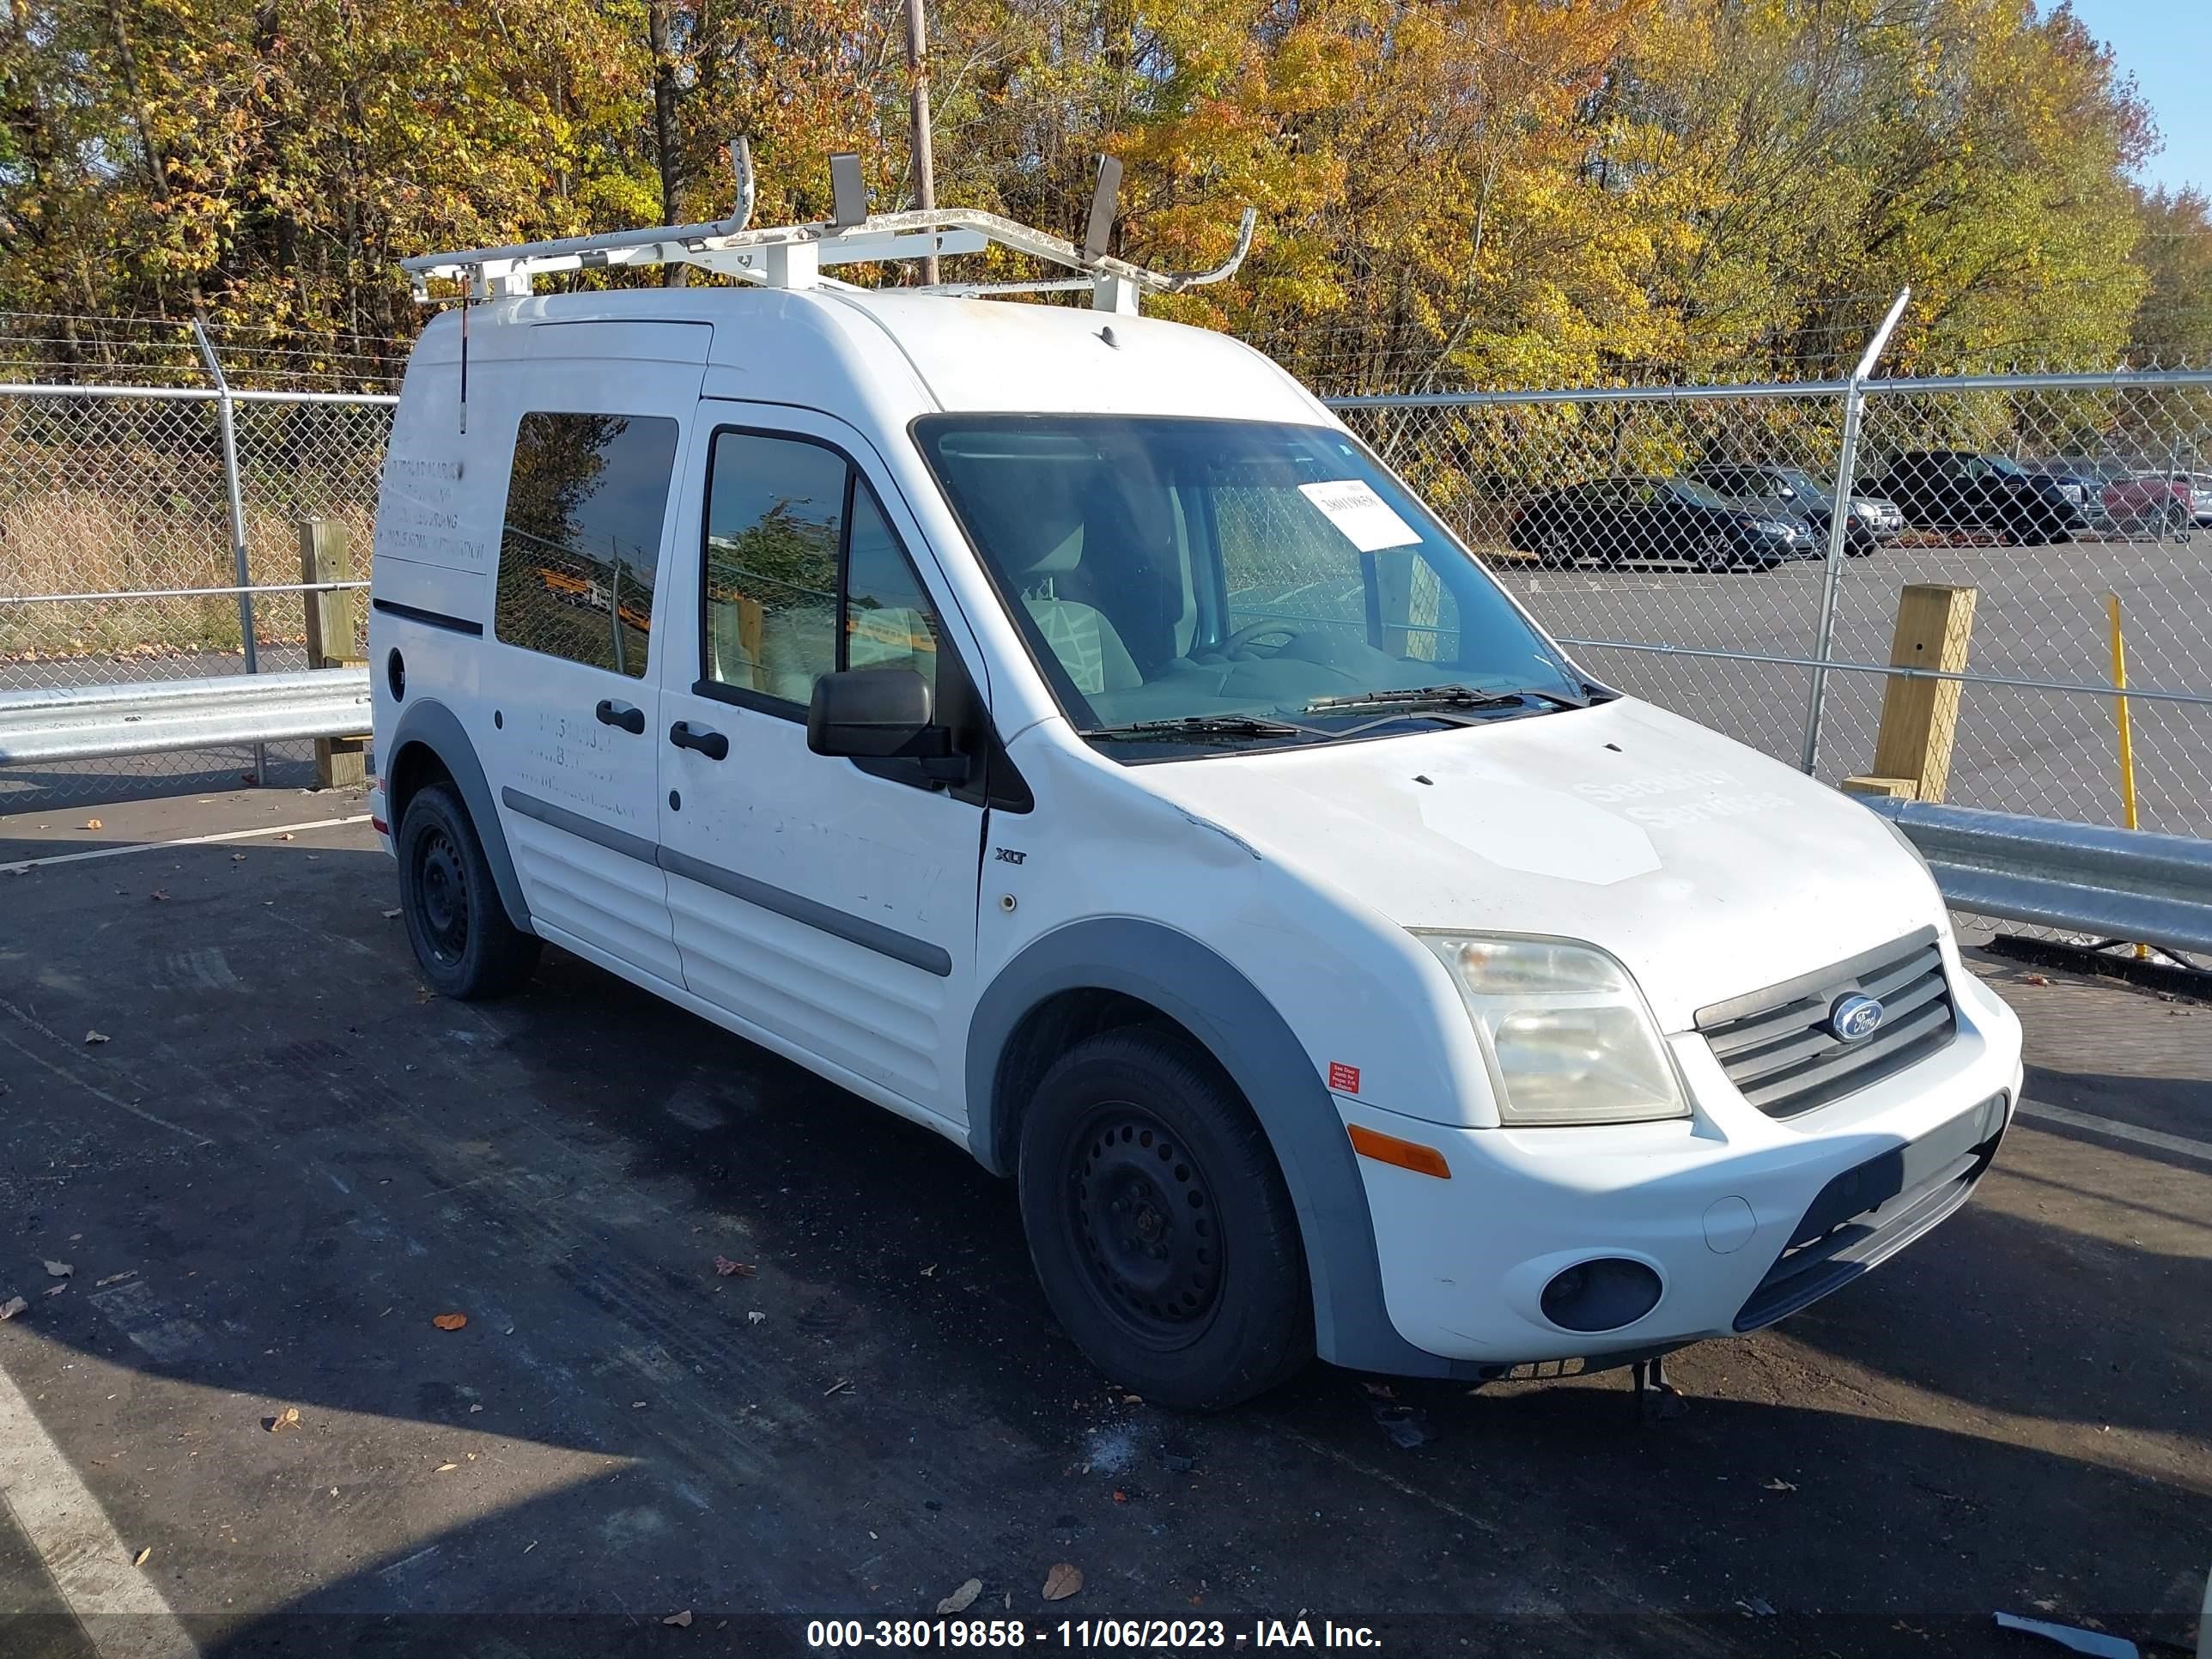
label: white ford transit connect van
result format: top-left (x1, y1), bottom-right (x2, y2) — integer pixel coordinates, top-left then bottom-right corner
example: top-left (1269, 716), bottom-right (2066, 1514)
top-left (368, 179), bottom-right (2023, 1408)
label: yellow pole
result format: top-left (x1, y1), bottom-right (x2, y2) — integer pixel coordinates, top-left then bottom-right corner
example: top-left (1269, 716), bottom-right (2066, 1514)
top-left (2107, 592), bottom-right (2146, 958)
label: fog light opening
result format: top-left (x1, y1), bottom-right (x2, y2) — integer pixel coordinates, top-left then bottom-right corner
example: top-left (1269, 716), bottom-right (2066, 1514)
top-left (1540, 1257), bottom-right (1662, 1334)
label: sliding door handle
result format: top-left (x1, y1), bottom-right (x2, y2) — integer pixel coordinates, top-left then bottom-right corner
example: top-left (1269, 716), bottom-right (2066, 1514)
top-left (595, 699), bottom-right (646, 734)
top-left (669, 720), bottom-right (729, 761)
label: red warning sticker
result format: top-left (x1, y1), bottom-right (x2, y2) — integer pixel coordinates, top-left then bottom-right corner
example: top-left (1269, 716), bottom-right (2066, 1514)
top-left (1328, 1061), bottom-right (1361, 1095)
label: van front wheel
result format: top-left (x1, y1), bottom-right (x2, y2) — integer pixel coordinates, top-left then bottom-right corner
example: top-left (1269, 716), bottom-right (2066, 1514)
top-left (396, 782), bottom-right (541, 1000)
top-left (1017, 1028), bottom-right (1312, 1410)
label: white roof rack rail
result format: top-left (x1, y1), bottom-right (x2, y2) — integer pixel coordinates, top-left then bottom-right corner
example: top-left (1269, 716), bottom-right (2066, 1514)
top-left (401, 143), bottom-right (1256, 315)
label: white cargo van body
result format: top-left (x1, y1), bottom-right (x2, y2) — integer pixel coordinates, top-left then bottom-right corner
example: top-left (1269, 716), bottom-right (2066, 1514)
top-left (370, 281), bottom-right (2023, 1408)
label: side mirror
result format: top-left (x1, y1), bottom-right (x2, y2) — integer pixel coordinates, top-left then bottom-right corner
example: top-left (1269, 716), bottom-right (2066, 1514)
top-left (807, 668), bottom-right (951, 760)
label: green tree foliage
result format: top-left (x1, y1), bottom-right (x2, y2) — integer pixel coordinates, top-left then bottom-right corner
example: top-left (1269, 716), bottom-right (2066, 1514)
top-left (0, 0), bottom-right (2201, 387)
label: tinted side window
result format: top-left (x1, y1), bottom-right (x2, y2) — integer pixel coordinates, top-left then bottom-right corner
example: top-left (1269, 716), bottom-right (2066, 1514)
top-left (494, 412), bottom-right (678, 679)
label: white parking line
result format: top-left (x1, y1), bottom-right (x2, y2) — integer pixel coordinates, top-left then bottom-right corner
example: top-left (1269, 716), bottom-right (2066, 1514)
top-left (2018, 1098), bottom-right (2212, 1164)
top-left (0, 1353), bottom-right (200, 1659)
top-left (1, 813), bottom-right (370, 876)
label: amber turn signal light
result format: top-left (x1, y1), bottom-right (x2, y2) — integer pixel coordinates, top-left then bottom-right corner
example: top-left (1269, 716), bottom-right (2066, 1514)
top-left (1346, 1123), bottom-right (1451, 1179)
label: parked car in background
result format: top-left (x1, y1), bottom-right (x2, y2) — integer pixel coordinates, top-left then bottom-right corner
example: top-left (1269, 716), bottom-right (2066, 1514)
top-left (1681, 463), bottom-right (1903, 556)
top-left (1511, 477), bottom-right (1811, 570)
top-left (2102, 471), bottom-right (2212, 533)
top-left (1869, 451), bottom-right (2092, 544)
top-left (2022, 457), bottom-right (2120, 533)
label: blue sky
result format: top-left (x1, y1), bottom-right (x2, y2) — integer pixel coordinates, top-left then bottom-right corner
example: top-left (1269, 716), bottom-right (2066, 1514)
top-left (2065, 0), bottom-right (2209, 198)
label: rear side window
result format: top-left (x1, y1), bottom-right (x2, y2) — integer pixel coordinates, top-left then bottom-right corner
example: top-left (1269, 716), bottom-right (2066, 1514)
top-left (494, 412), bottom-right (680, 679)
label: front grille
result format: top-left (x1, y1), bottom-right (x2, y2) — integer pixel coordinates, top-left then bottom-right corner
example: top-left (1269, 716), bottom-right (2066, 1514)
top-left (1696, 927), bottom-right (1957, 1119)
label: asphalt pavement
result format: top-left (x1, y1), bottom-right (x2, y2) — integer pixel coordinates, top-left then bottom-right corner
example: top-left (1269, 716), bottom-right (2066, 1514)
top-left (0, 794), bottom-right (2206, 1658)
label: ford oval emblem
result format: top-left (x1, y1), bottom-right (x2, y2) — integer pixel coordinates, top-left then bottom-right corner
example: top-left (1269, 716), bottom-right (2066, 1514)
top-left (1829, 994), bottom-right (1885, 1042)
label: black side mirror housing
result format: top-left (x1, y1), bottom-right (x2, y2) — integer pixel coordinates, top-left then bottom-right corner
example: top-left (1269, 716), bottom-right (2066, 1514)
top-left (808, 668), bottom-right (952, 761)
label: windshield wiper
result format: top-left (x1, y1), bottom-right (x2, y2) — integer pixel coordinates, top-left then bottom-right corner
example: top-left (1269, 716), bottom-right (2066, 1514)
top-left (1304, 682), bottom-right (1587, 714)
top-left (1082, 713), bottom-right (1323, 741)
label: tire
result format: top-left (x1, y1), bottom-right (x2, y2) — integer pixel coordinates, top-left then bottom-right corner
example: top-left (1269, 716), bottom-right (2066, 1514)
top-left (1696, 532), bottom-right (1735, 573)
top-left (1016, 1027), bottom-right (1313, 1411)
top-left (1540, 528), bottom-right (1576, 569)
top-left (395, 781), bottom-right (541, 1000)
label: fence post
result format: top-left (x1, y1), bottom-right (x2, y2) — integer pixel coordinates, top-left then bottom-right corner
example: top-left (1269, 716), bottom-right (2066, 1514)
top-left (1801, 288), bottom-right (1911, 775)
top-left (299, 516), bottom-right (368, 789)
top-left (1863, 583), bottom-right (1978, 802)
top-left (193, 317), bottom-right (264, 783)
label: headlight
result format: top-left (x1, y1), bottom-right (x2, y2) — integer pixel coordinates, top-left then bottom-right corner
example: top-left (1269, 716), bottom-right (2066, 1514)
top-left (1852, 501), bottom-right (1881, 523)
top-left (1415, 934), bottom-right (1691, 1126)
top-left (2062, 483), bottom-right (2084, 501)
top-left (1754, 518), bottom-right (1793, 536)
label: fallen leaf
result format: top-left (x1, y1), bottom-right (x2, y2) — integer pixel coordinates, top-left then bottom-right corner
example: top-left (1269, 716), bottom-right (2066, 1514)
top-left (434, 1462), bottom-right (459, 1474)
top-left (0, 1297), bottom-right (27, 1321)
top-left (631, 1401), bottom-right (647, 1410)
top-left (1361, 1381), bottom-right (1397, 1400)
top-left (94, 1271), bottom-right (137, 1288)
top-left (41, 1283), bottom-right (66, 1298)
top-left (746, 1310), bottom-right (766, 1325)
top-left (275, 832), bottom-right (294, 842)
top-left (267, 1407), bottom-right (301, 1433)
top-left (43, 1260), bottom-right (71, 1278)
top-left (713, 1256), bottom-right (754, 1278)
top-left (468, 1404), bottom-right (483, 1413)
top-left (662, 1610), bottom-right (693, 1628)
top-left (920, 1263), bottom-right (938, 1278)
top-left (431, 1312), bottom-right (468, 1331)
top-left (1111, 1490), bottom-right (1127, 1504)
top-left (936, 1578), bottom-right (983, 1615)
top-left (231, 852), bottom-right (246, 862)
top-left (1763, 1478), bottom-right (1798, 1492)
top-left (84, 818), bottom-right (102, 830)
top-left (82, 1031), bottom-right (106, 1045)
top-left (2023, 973), bottom-right (2051, 986)
top-left (381, 908), bottom-right (402, 919)
top-left (133, 1548), bottom-right (150, 1568)
top-left (823, 1378), bottom-right (851, 1398)
top-left (149, 890), bottom-right (170, 902)
top-left (1042, 1562), bottom-right (1083, 1601)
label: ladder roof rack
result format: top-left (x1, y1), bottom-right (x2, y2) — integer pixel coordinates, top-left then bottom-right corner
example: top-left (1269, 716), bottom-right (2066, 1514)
top-left (401, 142), bottom-right (1256, 315)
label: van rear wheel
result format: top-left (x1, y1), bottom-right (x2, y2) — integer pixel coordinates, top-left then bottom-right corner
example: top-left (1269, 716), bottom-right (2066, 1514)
top-left (396, 782), bottom-right (540, 1000)
top-left (1017, 1027), bottom-right (1312, 1411)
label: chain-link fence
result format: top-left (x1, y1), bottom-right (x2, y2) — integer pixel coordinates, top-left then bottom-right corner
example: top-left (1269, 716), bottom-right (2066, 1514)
top-left (0, 377), bottom-right (396, 807)
top-left (4, 330), bottom-right (2210, 848)
top-left (1334, 368), bottom-right (2212, 844)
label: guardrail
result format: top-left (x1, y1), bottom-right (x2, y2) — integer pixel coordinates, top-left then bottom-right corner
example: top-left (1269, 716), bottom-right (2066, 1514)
top-left (1859, 795), bottom-right (2212, 956)
top-left (0, 668), bottom-right (371, 766)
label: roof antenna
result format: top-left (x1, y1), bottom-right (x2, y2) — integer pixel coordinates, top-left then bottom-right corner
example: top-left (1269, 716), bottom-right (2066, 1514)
top-left (829, 153), bottom-right (868, 231)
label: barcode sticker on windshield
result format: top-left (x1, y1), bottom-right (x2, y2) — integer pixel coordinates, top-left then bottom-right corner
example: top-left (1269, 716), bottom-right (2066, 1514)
top-left (1297, 479), bottom-right (1421, 552)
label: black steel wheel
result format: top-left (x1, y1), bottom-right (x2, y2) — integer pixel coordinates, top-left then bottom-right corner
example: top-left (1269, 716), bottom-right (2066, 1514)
top-left (395, 782), bottom-right (541, 1000)
top-left (1017, 1027), bottom-right (1311, 1410)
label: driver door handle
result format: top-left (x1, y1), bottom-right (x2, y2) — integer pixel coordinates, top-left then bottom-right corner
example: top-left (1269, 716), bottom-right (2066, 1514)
top-left (595, 698), bottom-right (646, 734)
top-left (669, 720), bottom-right (729, 761)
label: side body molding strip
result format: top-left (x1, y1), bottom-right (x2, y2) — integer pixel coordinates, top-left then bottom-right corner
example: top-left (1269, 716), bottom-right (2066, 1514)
top-left (497, 786), bottom-right (952, 977)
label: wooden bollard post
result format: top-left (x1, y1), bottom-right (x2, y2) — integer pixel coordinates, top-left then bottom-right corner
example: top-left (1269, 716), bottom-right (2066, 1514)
top-left (299, 516), bottom-right (368, 789)
top-left (1843, 582), bottom-right (1978, 804)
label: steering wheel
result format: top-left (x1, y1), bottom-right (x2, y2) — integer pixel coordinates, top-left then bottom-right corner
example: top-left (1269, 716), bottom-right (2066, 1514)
top-left (1221, 619), bottom-right (1310, 660)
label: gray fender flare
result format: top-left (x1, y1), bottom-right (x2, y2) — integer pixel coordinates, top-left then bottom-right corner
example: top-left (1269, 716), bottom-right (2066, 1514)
top-left (966, 918), bottom-right (1465, 1378)
top-left (386, 698), bottom-right (532, 933)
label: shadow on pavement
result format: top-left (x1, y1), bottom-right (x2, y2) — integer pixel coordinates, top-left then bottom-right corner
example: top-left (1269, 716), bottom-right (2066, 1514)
top-left (0, 836), bottom-right (2204, 1656)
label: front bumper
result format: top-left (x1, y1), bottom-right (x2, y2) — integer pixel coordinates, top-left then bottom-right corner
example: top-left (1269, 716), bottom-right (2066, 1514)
top-left (1342, 963), bottom-right (2024, 1367)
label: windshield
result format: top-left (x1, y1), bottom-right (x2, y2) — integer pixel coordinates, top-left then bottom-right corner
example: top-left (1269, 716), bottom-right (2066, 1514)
top-left (915, 416), bottom-right (1586, 750)
top-left (1984, 455), bottom-right (2027, 477)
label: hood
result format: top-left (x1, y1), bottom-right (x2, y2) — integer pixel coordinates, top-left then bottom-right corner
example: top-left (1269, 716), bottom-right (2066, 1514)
top-left (1136, 697), bottom-right (1944, 1031)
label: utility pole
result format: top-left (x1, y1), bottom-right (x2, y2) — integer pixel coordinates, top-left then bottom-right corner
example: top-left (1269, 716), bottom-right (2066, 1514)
top-left (906, 0), bottom-right (939, 284)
